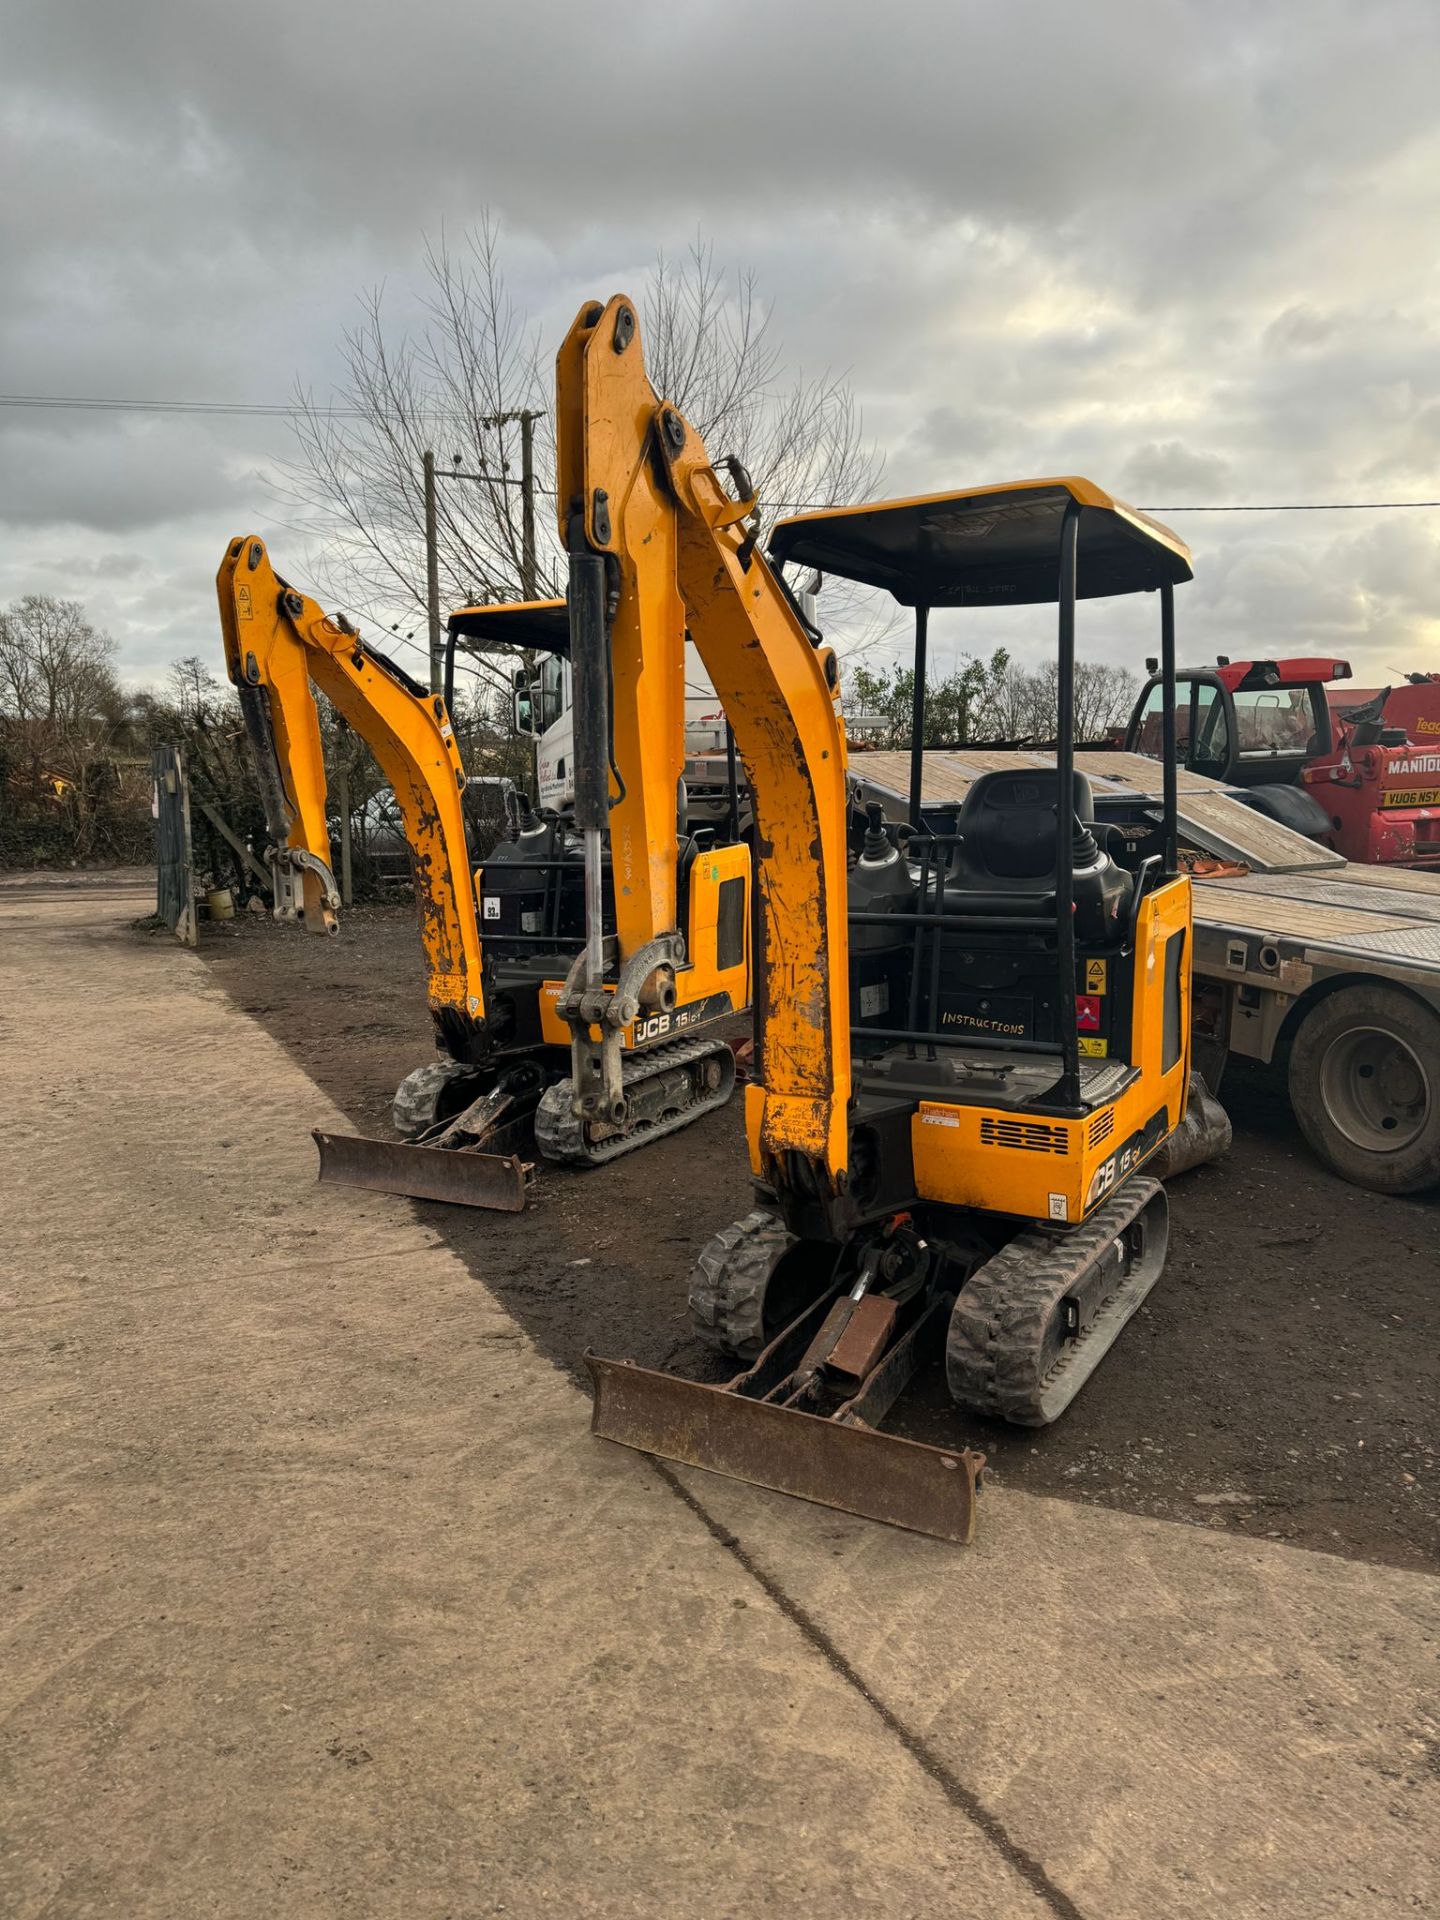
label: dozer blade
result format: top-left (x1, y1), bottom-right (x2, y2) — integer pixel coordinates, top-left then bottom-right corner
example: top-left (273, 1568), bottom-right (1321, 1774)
top-left (312, 1129), bottom-right (531, 1212)
top-left (586, 1354), bottom-right (982, 1545)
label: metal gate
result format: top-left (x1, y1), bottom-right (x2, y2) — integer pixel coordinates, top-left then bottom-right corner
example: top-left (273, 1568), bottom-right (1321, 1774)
top-left (152, 744), bottom-right (197, 946)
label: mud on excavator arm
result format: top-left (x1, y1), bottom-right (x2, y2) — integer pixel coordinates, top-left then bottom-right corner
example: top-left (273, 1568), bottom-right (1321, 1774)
top-left (216, 536), bottom-right (486, 1036)
top-left (554, 297), bottom-right (852, 1202)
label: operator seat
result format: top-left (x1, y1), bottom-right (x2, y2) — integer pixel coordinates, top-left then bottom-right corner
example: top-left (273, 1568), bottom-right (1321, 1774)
top-left (950, 768), bottom-right (1133, 942)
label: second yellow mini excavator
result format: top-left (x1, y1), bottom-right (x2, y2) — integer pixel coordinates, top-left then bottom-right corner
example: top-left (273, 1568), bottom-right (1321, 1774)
top-left (215, 532), bottom-right (753, 1209)
top-left (548, 294), bottom-right (1229, 1543)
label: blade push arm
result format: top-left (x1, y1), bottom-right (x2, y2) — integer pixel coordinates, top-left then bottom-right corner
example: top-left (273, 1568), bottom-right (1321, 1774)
top-left (554, 298), bottom-right (852, 1195)
top-left (217, 537), bottom-right (486, 1030)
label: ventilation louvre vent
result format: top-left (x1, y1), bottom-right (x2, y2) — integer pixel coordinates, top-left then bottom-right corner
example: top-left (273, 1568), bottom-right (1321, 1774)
top-left (1088, 1107), bottom-right (1116, 1149)
top-left (979, 1118), bottom-right (1070, 1156)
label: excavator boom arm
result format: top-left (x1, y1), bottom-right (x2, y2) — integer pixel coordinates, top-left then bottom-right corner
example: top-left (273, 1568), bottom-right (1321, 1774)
top-left (216, 537), bottom-right (486, 1031)
top-left (555, 299), bottom-right (852, 1193)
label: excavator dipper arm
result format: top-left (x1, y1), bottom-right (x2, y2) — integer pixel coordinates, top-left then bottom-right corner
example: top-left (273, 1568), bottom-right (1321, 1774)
top-left (554, 298), bottom-right (852, 1200)
top-left (216, 536), bottom-right (486, 1035)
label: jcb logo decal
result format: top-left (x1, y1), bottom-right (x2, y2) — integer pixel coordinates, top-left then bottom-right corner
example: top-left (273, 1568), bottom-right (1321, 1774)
top-left (1085, 1143), bottom-right (1136, 1208)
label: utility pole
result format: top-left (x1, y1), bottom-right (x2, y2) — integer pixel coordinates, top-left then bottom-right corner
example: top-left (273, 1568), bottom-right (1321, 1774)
top-left (336, 759), bottom-right (353, 909)
top-left (519, 410), bottom-right (538, 601)
top-left (423, 448), bottom-right (442, 695)
top-left (334, 717), bottom-right (354, 908)
top-left (423, 414), bottom-right (542, 687)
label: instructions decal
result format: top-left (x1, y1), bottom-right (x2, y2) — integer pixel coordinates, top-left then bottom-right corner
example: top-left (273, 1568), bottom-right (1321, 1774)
top-left (1074, 994), bottom-right (1102, 1032)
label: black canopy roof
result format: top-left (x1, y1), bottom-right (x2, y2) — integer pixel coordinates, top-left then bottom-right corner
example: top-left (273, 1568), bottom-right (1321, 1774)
top-left (448, 598), bottom-right (570, 657)
top-left (769, 478), bottom-right (1192, 608)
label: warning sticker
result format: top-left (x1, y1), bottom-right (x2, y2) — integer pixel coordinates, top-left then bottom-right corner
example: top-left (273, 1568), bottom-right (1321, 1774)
top-left (859, 981), bottom-right (889, 1019)
top-left (1074, 994), bottom-right (1102, 1031)
top-left (1079, 1036), bottom-right (1109, 1058)
top-left (1047, 1193), bottom-right (1069, 1221)
top-left (1085, 958), bottom-right (1107, 994)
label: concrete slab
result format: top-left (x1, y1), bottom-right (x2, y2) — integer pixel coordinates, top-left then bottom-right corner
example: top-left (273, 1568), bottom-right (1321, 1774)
top-left (671, 1470), bottom-right (1440, 1918)
top-left (0, 877), bottom-right (1052, 1920)
top-left (3, 876), bottom-right (1436, 1918)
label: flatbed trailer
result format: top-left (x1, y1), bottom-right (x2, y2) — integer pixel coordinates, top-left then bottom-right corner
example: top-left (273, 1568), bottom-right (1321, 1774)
top-left (853, 749), bottom-right (1440, 1195)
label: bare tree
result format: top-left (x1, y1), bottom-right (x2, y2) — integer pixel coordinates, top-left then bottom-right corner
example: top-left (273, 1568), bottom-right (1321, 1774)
top-left (0, 594), bottom-right (143, 863)
top-left (1008, 659), bottom-right (1140, 741)
top-left (285, 222), bottom-right (883, 702)
top-left (642, 243), bottom-right (880, 531)
top-left (0, 594), bottom-right (121, 732)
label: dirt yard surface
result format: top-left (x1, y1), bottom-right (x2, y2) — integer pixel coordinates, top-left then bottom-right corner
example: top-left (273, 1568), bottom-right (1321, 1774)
top-left (195, 901), bottom-right (1440, 1575)
top-left (7, 872), bottom-right (1439, 1920)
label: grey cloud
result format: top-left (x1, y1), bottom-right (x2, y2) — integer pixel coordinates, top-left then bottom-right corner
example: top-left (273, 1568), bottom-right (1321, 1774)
top-left (0, 416), bottom-right (263, 533)
top-left (4, 0), bottom-right (1440, 687)
top-left (1120, 442), bottom-right (1233, 499)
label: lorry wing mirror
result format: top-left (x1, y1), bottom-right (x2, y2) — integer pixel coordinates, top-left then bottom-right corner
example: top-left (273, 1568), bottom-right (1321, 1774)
top-left (512, 666), bottom-right (535, 736)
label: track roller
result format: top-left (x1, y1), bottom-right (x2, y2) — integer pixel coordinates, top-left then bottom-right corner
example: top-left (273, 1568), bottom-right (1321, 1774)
top-left (946, 1176), bottom-right (1169, 1427)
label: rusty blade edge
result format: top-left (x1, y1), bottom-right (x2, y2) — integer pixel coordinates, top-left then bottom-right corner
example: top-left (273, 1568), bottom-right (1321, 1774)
top-left (585, 1353), bottom-right (981, 1546)
top-left (312, 1129), bottom-right (529, 1212)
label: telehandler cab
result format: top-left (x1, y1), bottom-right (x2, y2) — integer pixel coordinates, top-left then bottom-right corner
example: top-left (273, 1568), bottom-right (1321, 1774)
top-left (560, 297), bottom-right (1228, 1541)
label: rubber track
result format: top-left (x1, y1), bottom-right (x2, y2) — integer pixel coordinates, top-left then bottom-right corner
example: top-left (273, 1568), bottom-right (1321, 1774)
top-left (391, 1060), bottom-right (479, 1142)
top-left (688, 1210), bottom-right (793, 1360)
top-left (946, 1177), bottom-right (1165, 1427)
top-left (533, 1034), bottom-right (735, 1168)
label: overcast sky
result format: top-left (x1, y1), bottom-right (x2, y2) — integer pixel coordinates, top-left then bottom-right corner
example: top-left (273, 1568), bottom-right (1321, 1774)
top-left (4, 0), bottom-right (1439, 690)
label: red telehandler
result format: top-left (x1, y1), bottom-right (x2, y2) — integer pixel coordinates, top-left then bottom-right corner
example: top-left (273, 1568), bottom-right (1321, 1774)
top-left (1124, 657), bottom-right (1440, 871)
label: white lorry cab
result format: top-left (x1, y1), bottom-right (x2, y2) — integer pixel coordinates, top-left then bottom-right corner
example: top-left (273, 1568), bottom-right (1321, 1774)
top-left (446, 598), bottom-right (743, 829)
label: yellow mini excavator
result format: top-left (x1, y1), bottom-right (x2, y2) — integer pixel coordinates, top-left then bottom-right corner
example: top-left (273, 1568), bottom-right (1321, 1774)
top-left (215, 540), bottom-right (752, 1210)
top-left (552, 294), bottom-right (1228, 1542)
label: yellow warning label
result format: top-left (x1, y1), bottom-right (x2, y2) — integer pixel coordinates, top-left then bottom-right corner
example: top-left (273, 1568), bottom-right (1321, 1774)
top-left (1085, 958), bottom-right (1107, 994)
top-left (1078, 1036), bottom-right (1109, 1058)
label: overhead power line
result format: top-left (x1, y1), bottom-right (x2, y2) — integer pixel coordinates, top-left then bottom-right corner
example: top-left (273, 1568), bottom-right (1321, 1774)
top-left (1147, 500), bottom-right (1440, 512)
top-left (0, 393), bottom-right (360, 418)
top-left (3, 393), bottom-right (1439, 515)
top-left (0, 393), bottom-right (523, 424)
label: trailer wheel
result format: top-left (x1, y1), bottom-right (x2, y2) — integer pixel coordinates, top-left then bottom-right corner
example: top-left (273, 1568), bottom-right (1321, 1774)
top-left (1288, 986), bottom-right (1440, 1194)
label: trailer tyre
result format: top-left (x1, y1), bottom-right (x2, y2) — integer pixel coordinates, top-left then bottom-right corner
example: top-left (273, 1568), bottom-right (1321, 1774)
top-left (1288, 986), bottom-right (1440, 1194)
top-left (392, 1060), bottom-right (483, 1141)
